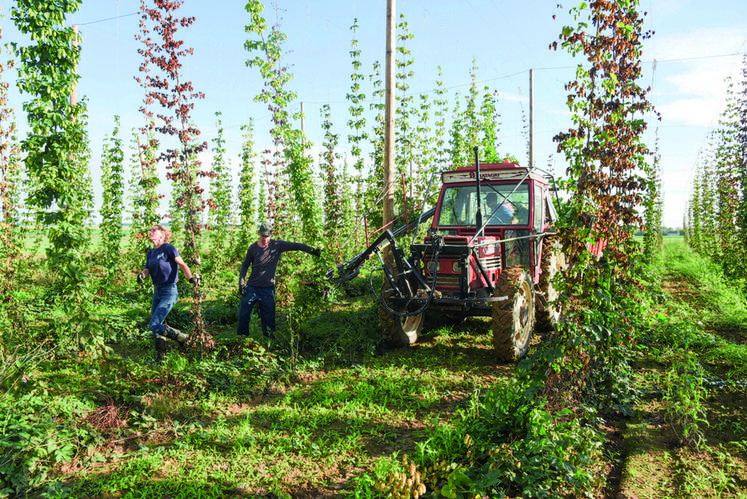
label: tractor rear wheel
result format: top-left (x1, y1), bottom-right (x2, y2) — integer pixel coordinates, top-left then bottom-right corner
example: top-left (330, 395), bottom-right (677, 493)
top-left (536, 240), bottom-right (566, 331)
top-left (492, 266), bottom-right (535, 362)
top-left (379, 282), bottom-right (422, 347)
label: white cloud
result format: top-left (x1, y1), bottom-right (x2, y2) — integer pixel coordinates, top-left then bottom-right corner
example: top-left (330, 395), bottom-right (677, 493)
top-left (657, 97), bottom-right (724, 127)
top-left (648, 27), bottom-right (746, 61)
top-left (655, 60), bottom-right (741, 126)
top-left (646, 27), bottom-right (745, 127)
top-left (665, 64), bottom-right (734, 96)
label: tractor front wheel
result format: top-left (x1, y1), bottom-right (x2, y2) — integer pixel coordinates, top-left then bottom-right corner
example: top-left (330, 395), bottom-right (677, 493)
top-left (492, 266), bottom-right (536, 362)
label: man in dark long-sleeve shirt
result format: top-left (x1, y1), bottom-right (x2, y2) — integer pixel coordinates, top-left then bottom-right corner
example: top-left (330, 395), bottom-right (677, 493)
top-left (237, 222), bottom-right (321, 338)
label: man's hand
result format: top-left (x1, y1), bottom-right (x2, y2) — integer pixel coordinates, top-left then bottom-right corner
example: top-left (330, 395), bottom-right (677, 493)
top-left (239, 284), bottom-right (246, 296)
top-left (137, 272), bottom-right (146, 285)
top-left (189, 273), bottom-right (201, 285)
top-left (311, 248), bottom-right (322, 257)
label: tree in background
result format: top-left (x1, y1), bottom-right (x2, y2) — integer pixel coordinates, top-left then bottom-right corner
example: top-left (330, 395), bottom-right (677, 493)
top-left (693, 58), bottom-right (747, 279)
top-left (431, 66), bottom-right (450, 169)
top-left (259, 149), bottom-right (275, 223)
top-left (366, 59), bottom-right (386, 232)
top-left (13, 0), bottom-right (98, 354)
top-left (132, 0), bottom-right (163, 258)
top-left (692, 139), bottom-right (720, 259)
top-left (549, 0), bottom-right (657, 412)
top-left (461, 60), bottom-right (481, 157)
top-left (686, 59), bottom-right (747, 280)
top-left (643, 131), bottom-right (663, 260)
top-left (127, 128), bottom-right (161, 262)
top-left (137, 0), bottom-right (213, 352)
top-left (347, 18), bottom-right (368, 234)
top-left (337, 159), bottom-right (355, 258)
top-left (244, 0), bottom-right (318, 244)
top-left (99, 115), bottom-right (126, 282)
top-left (244, 1), bottom-right (323, 313)
top-left (687, 149), bottom-right (706, 253)
top-left (479, 87), bottom-right (501, 163)
top-left (13, 0), bottom-right (93, 284)
top-left (319, 104), bottom-right (343, 245)
top-left (207, 111), bottom-right (233, 265)
top-left (395, 13), bottom-right (415, 202)
top-left (736, 57), bottom-right (747, 273)
top-left (411, 92), bottom-right (434, 207)
top-left (416, 67), bottom-right (448, 211)
top-left (714, 95), bottom-right (741, 276)
top-left (0, 10), bottom-right (22, 313)
top-left (236, 120), bottom-right (258, 259)
top-left (447, 91), bottom-right (465, 167)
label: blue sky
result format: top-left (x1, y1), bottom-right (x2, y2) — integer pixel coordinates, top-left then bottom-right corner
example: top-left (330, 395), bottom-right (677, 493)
top-left (3, 0), bottom-right (747, 229)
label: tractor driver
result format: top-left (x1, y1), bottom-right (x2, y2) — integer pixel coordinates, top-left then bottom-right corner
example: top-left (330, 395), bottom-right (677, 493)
top-left (486, 192), bottom-right (516, 225)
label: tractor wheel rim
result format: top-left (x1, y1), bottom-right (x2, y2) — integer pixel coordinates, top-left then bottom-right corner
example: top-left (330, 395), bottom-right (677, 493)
top-left (515, 281), bottom-right (532, 341)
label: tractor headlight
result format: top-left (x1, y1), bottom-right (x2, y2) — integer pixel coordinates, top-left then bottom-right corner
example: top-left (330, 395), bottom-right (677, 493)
top-left (426, 261), bottom-right (440, 272)
top-left (452, 261), bottom-right (463, 273)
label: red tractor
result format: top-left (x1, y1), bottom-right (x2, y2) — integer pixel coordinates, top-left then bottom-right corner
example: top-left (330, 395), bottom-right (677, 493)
top-left (329, 150), bottom-right (566, 361)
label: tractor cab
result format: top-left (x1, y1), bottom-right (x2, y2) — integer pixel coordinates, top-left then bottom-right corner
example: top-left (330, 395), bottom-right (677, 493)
top-left (419, 163), bottom-right (557, 301)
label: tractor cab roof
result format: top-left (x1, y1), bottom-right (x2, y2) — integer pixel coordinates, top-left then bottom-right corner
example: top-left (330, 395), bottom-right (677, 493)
top-left (442, 162), bottom-right (549, 185)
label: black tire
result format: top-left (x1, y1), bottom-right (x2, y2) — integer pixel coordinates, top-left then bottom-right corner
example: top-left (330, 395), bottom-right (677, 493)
top-left (379, 282), bottom-right (422, 347)
top-left (492, 266), bottom-right (535, 362)
top-left (536, 240), bottom-right (566, 331)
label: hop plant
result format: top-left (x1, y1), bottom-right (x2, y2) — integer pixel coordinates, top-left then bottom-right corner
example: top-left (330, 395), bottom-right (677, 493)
top-left (375, 454), bottom-right (427, 499)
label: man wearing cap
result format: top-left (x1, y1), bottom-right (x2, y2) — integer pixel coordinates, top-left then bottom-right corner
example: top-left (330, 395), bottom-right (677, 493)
top-left (237, 222), bottom-right (322, 339)
top-left (486, 192), bottom-right (516, 225)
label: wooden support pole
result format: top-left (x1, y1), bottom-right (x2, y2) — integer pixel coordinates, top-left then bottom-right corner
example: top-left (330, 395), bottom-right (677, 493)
top-left (383, 0), bottom-right (395, 228)
top-left (529, 68), bottom-right (534, 168)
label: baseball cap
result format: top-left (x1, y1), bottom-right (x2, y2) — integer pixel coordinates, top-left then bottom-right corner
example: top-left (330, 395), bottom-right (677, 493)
top-left (258, 222), bottom-right (273, 236)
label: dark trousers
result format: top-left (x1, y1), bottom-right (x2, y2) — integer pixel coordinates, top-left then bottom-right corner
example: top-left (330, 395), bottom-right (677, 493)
top-left (237, 285), bottom-right (276, 337)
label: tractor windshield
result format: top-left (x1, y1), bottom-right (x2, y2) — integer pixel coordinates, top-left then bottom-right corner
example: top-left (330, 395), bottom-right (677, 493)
top-left (437, 183), bottom-right (530, 227)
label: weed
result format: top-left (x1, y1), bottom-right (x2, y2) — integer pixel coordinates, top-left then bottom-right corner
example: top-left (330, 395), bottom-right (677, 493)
top-left (0, 392), bottom-right (102, 496)
top-left (662, 353), bottom-right (708, 449)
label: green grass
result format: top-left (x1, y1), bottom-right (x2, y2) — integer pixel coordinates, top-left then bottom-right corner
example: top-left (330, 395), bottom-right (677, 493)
top-left (653, 238), bottom-right (747, 372)
top-left (1, 275), bottom-right (506, 498)
top-left (657, 237), bottom-right (747, 326)
top-left (3, 235), bottom-right (747, 498)
top-left (618, 237), bottom-right (747, 498)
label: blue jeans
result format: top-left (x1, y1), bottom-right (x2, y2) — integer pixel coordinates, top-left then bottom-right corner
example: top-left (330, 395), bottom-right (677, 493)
top-left (237, 285), bottom-right (276, 337)
top-left (149, 283), bottom-right (178, 337)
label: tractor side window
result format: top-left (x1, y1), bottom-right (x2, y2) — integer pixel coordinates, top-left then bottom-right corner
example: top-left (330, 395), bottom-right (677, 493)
top-left (438, 186), bottom-right (477, 226)
top-left (534, 186), bottom-right (543, 229)
top-left (545, 195), bottom-right (559, 224)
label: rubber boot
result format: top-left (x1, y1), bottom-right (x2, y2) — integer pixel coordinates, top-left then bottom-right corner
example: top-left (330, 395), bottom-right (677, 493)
top-left (164, 325), bottom-right (189, 345)
top-left (154, 334), bottom-right (168, 364)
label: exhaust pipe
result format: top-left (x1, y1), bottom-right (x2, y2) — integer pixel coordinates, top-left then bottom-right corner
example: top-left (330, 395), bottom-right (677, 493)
top-left (473, 146), bottom-right (483, 236)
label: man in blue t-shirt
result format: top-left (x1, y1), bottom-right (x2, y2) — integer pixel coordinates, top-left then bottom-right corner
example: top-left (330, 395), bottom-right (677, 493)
top-left (137, 225), bottom-right (199, 361)
top-left (486, 192), bottom-right (515, 225)
top-left (237, 222), bottom-right (321, 339)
